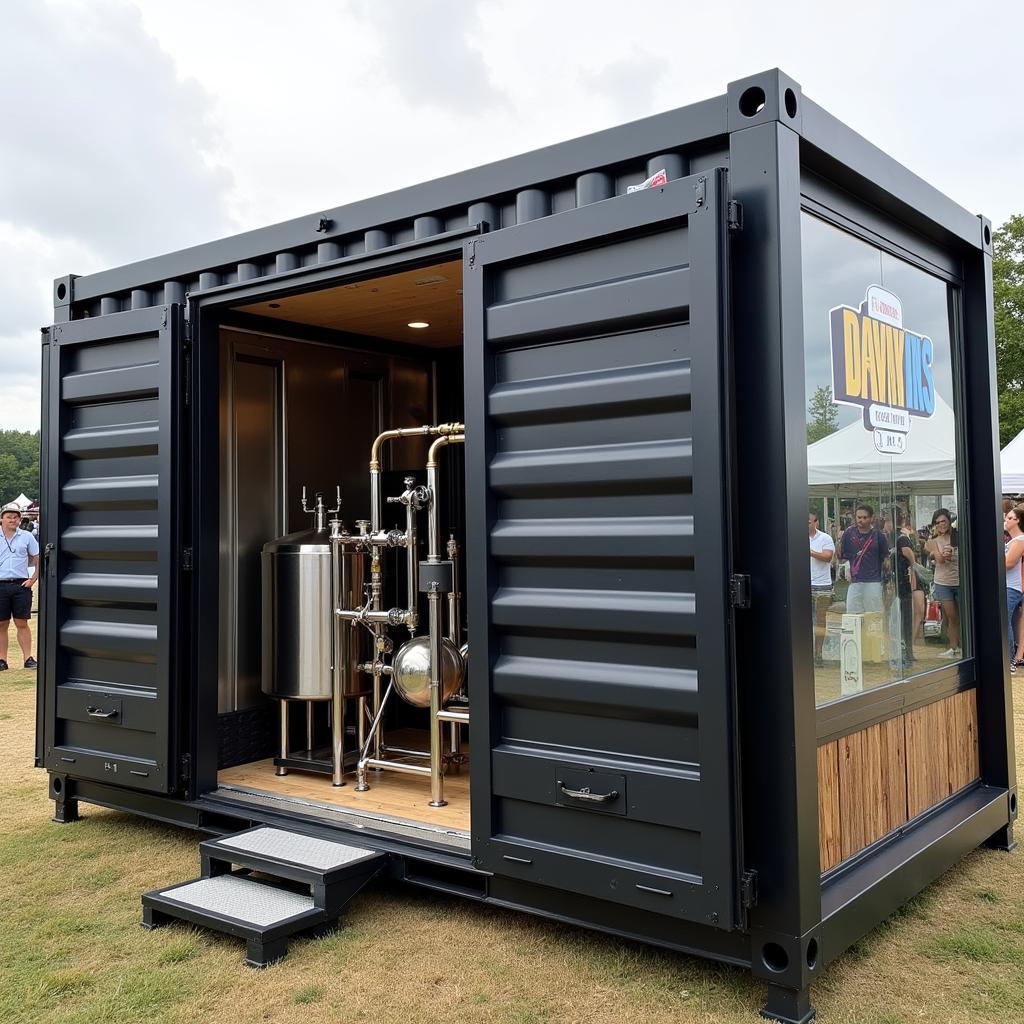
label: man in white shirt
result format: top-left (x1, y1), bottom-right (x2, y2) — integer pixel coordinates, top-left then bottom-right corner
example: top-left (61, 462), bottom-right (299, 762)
top-left (0, 502), bottom-right (40, 671)
top-left (809, 512), bottom-right (836, 666)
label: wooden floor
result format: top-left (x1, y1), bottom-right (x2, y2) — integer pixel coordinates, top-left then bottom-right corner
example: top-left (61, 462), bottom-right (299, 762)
top-left (218, 731), bottom-right (470, 833)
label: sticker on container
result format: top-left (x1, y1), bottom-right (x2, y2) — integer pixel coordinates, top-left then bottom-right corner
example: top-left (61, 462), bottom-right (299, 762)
top-left (627, 169), bottom-right (668, 194)
top-left (828, 285), bottom-right (935, 456)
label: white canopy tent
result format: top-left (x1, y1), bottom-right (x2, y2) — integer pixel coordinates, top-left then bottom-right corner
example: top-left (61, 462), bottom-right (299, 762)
top-left (807, 393), bottom-right (956, 495)
top-left (1001, 428), bottom-right (1024, 494)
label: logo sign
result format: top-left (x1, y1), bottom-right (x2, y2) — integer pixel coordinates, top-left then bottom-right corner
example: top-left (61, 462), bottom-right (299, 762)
top-left (627, 168), bottom-right (667, 194)
top-left (829, 286), bottom-right (935, 455)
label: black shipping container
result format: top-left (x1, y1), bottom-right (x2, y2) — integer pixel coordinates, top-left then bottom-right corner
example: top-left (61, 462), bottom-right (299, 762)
top-left (35, 70), bottom-right (1014, 1023)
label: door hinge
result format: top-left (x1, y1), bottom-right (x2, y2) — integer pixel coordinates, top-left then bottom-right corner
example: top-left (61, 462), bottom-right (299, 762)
top-left (182, 547), bottom-right (193, 572)
top-left (179, 753), bottom-right (191, 786)
top-left (740, 870), bottom-right (758, 909)
top-left (729, 574), bottom-right (751, 609)
top-left (727, 199), bottom-right (744, 233)
top-left (694, 176), bottom-right (706, 209)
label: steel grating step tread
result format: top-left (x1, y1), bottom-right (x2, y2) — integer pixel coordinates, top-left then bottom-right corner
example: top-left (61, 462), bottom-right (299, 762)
top-left (206, 826), bottom-right (382, 872)
top-left (143, 829), bottom-right (388, 967)
top-left (142, 872), bottom-right (338, 968)
top-left (144, 874), bottom-right (320, 930)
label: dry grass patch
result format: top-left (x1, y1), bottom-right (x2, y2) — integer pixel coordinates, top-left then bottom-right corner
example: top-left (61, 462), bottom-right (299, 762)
top-left (2, 611), bottom-right (1024, 1023)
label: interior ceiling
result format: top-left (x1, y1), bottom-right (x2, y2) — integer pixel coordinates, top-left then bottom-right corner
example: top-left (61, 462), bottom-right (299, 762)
top-left (235, 260), bottom-right (463, 347)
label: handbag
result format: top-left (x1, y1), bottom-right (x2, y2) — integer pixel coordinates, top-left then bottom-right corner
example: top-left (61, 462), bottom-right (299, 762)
top-left (911, 562), bottom-right (934, 587)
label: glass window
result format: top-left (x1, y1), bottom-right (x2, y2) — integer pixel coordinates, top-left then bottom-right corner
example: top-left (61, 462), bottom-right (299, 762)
top-left (801, 213), bottom-right (967, 707)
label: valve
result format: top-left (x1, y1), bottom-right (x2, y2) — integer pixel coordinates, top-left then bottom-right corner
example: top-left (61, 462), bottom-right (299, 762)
top-left (302, 485), bottom-right (342, 533)
top-left (387, 477), bottom-right (429, 511)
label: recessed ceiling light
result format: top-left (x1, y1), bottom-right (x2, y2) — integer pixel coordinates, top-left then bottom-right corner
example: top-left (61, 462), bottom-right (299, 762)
top-left (407, 321), bottom-right (430, 329)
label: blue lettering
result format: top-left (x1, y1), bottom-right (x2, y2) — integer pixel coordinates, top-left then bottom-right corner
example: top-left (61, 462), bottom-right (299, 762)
top-left (920, 336), bottom-right (935, 414)
top-left (906, 334), bottom-right (921, 412)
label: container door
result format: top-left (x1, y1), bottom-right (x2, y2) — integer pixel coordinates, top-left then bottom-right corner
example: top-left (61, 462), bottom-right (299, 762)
top-left (40, 305), bottom-right (185, 795)
top-left (465, 170), bottom-right (741, 928)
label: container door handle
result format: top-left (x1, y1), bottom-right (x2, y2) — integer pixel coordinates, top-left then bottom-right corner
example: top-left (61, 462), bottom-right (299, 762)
top-left (86, 706), bottom-right (118, 719)
top-left (557, 781), bottom-right (619, 804)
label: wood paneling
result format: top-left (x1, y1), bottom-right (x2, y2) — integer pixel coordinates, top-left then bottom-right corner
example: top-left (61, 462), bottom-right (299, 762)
top-left (906, 697), bottom-right (953, 818)
top-left (947, 687), bottom-right (980, 794)
top-left (837, 717), bottom-right (907, 861)
top-left (819, 689), bottom-right (979, 873)
top-left (817, 741), bottom-right (842, 872)
top-left (236, 260), bottom-right (463, 346)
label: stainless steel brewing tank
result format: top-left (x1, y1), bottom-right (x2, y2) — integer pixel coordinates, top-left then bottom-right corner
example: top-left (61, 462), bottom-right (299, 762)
top-left (261, 528), bottom-right (365, 700)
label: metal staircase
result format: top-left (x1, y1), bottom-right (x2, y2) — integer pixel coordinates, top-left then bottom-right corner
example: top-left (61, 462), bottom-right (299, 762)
top-left (141, 826), bottom-right (386, 966)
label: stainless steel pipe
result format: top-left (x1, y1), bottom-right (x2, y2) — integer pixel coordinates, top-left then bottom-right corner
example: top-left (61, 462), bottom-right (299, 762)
top-left (425, 433), bottom-right (465, 807)
top-left (330, 522), bottom-right (346, 786)
top-left (369, 423), bottom-right (461, 533)
top-left (428, 583), bottom-right (445, 806)
top-left (447, 535), bottom-right (461, 644)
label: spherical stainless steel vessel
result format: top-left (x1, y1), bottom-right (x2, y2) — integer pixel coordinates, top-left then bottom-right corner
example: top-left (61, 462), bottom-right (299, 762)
top-left (391, 635), bottom-right (465, 707)
top-left (261, 528), bottom-right (364, 700)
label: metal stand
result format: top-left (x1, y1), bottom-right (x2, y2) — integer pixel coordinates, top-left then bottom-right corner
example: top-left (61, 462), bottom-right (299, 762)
top-left (276, 701), bottom-right (289, 776)
top-left (274, 698), bottom-right (359, 778)
top-left (986, 823), bottom-right (1016, 852)
top-left (52, 795), bottom-right (79, 824)
top-left (761, 984), bottom-right (815, 1024)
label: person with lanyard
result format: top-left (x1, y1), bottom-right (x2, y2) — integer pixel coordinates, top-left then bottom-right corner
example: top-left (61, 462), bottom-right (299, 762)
top-left (1005, 506), bottom-right (1024, 674)
top-left (839, 503), bottom-right (890, 614)
top-left (0, 502), bottom-right (40, 671)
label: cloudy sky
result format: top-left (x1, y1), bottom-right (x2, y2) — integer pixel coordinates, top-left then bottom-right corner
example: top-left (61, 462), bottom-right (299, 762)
top-left (1, 0), bottom-right (1021, 431)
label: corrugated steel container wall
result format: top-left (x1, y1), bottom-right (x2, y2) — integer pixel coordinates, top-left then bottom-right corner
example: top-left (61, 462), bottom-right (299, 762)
top-left (63, 103), bottom-right (730, 321)
top-left (465, 172), bottom-right (739, 926)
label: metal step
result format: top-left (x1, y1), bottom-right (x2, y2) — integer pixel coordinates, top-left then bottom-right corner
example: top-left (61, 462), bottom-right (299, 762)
top-left (141, 827), bottom-right (387, 966)
top-left (201, 826), bottom-right (385, 886)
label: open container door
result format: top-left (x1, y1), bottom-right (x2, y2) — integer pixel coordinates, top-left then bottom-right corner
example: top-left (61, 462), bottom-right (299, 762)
top-left (464, 169), bottom-right (742, 928)
top-left (40, 305), bottom-right (185, 795)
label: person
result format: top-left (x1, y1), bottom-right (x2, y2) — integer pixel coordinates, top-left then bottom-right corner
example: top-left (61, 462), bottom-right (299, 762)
top-left (1004, 506), bottom-right (1024, 673)
top-left (0, 502), bottom-right (40, 671)
top-left (925, 508), bottom-right (961, 659)
top-left (894, 516), bottom-right (925, 666)
top-left (808, 512), bottom-right (835, 666)
top-left (839, 504), bottom-right (890, 613)
top-left (1005, 498), bottom-right (1024, 665)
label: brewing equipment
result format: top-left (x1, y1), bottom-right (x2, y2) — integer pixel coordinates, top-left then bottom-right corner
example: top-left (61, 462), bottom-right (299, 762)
top-left (391, 635), bottom-right (464, 707)
top-left (260, 424), bottom-right (468, 804)
top-left (261, 489), bottom-right (368, 785)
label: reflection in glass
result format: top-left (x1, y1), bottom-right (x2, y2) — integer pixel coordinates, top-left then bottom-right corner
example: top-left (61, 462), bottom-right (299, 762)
top-left (801, 213), bottom-right (966, 707)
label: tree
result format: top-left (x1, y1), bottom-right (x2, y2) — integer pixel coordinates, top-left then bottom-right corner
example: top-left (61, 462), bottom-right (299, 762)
top-left (994, 214), bottom-right (1024, 448)
top-left (807, 385), bottom-right (840, 444)
top-left (0, 430), bottom-right (40, 503)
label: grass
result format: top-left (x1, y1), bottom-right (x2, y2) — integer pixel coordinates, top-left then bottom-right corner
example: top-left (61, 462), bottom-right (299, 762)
top-left (2, 613), bottom-right (1024, 1023)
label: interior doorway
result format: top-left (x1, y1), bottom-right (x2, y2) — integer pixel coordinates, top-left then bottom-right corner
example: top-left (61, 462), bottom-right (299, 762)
top-left (208, 257), bottom-right (470, 843)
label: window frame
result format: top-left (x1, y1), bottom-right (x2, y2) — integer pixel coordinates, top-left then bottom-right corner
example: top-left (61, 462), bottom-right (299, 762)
top-left (798, 187), bottom-right (974, 739)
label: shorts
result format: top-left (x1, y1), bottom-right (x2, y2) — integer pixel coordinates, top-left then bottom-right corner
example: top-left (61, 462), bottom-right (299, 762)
top-left (846, 581), bottom-right (883, 614)
top-left (0, 580), bottom-right (31, 621)
top-left (810, 585), bottom-right (832, 624)
top-left (933, 584), bottom-right (959, 602)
